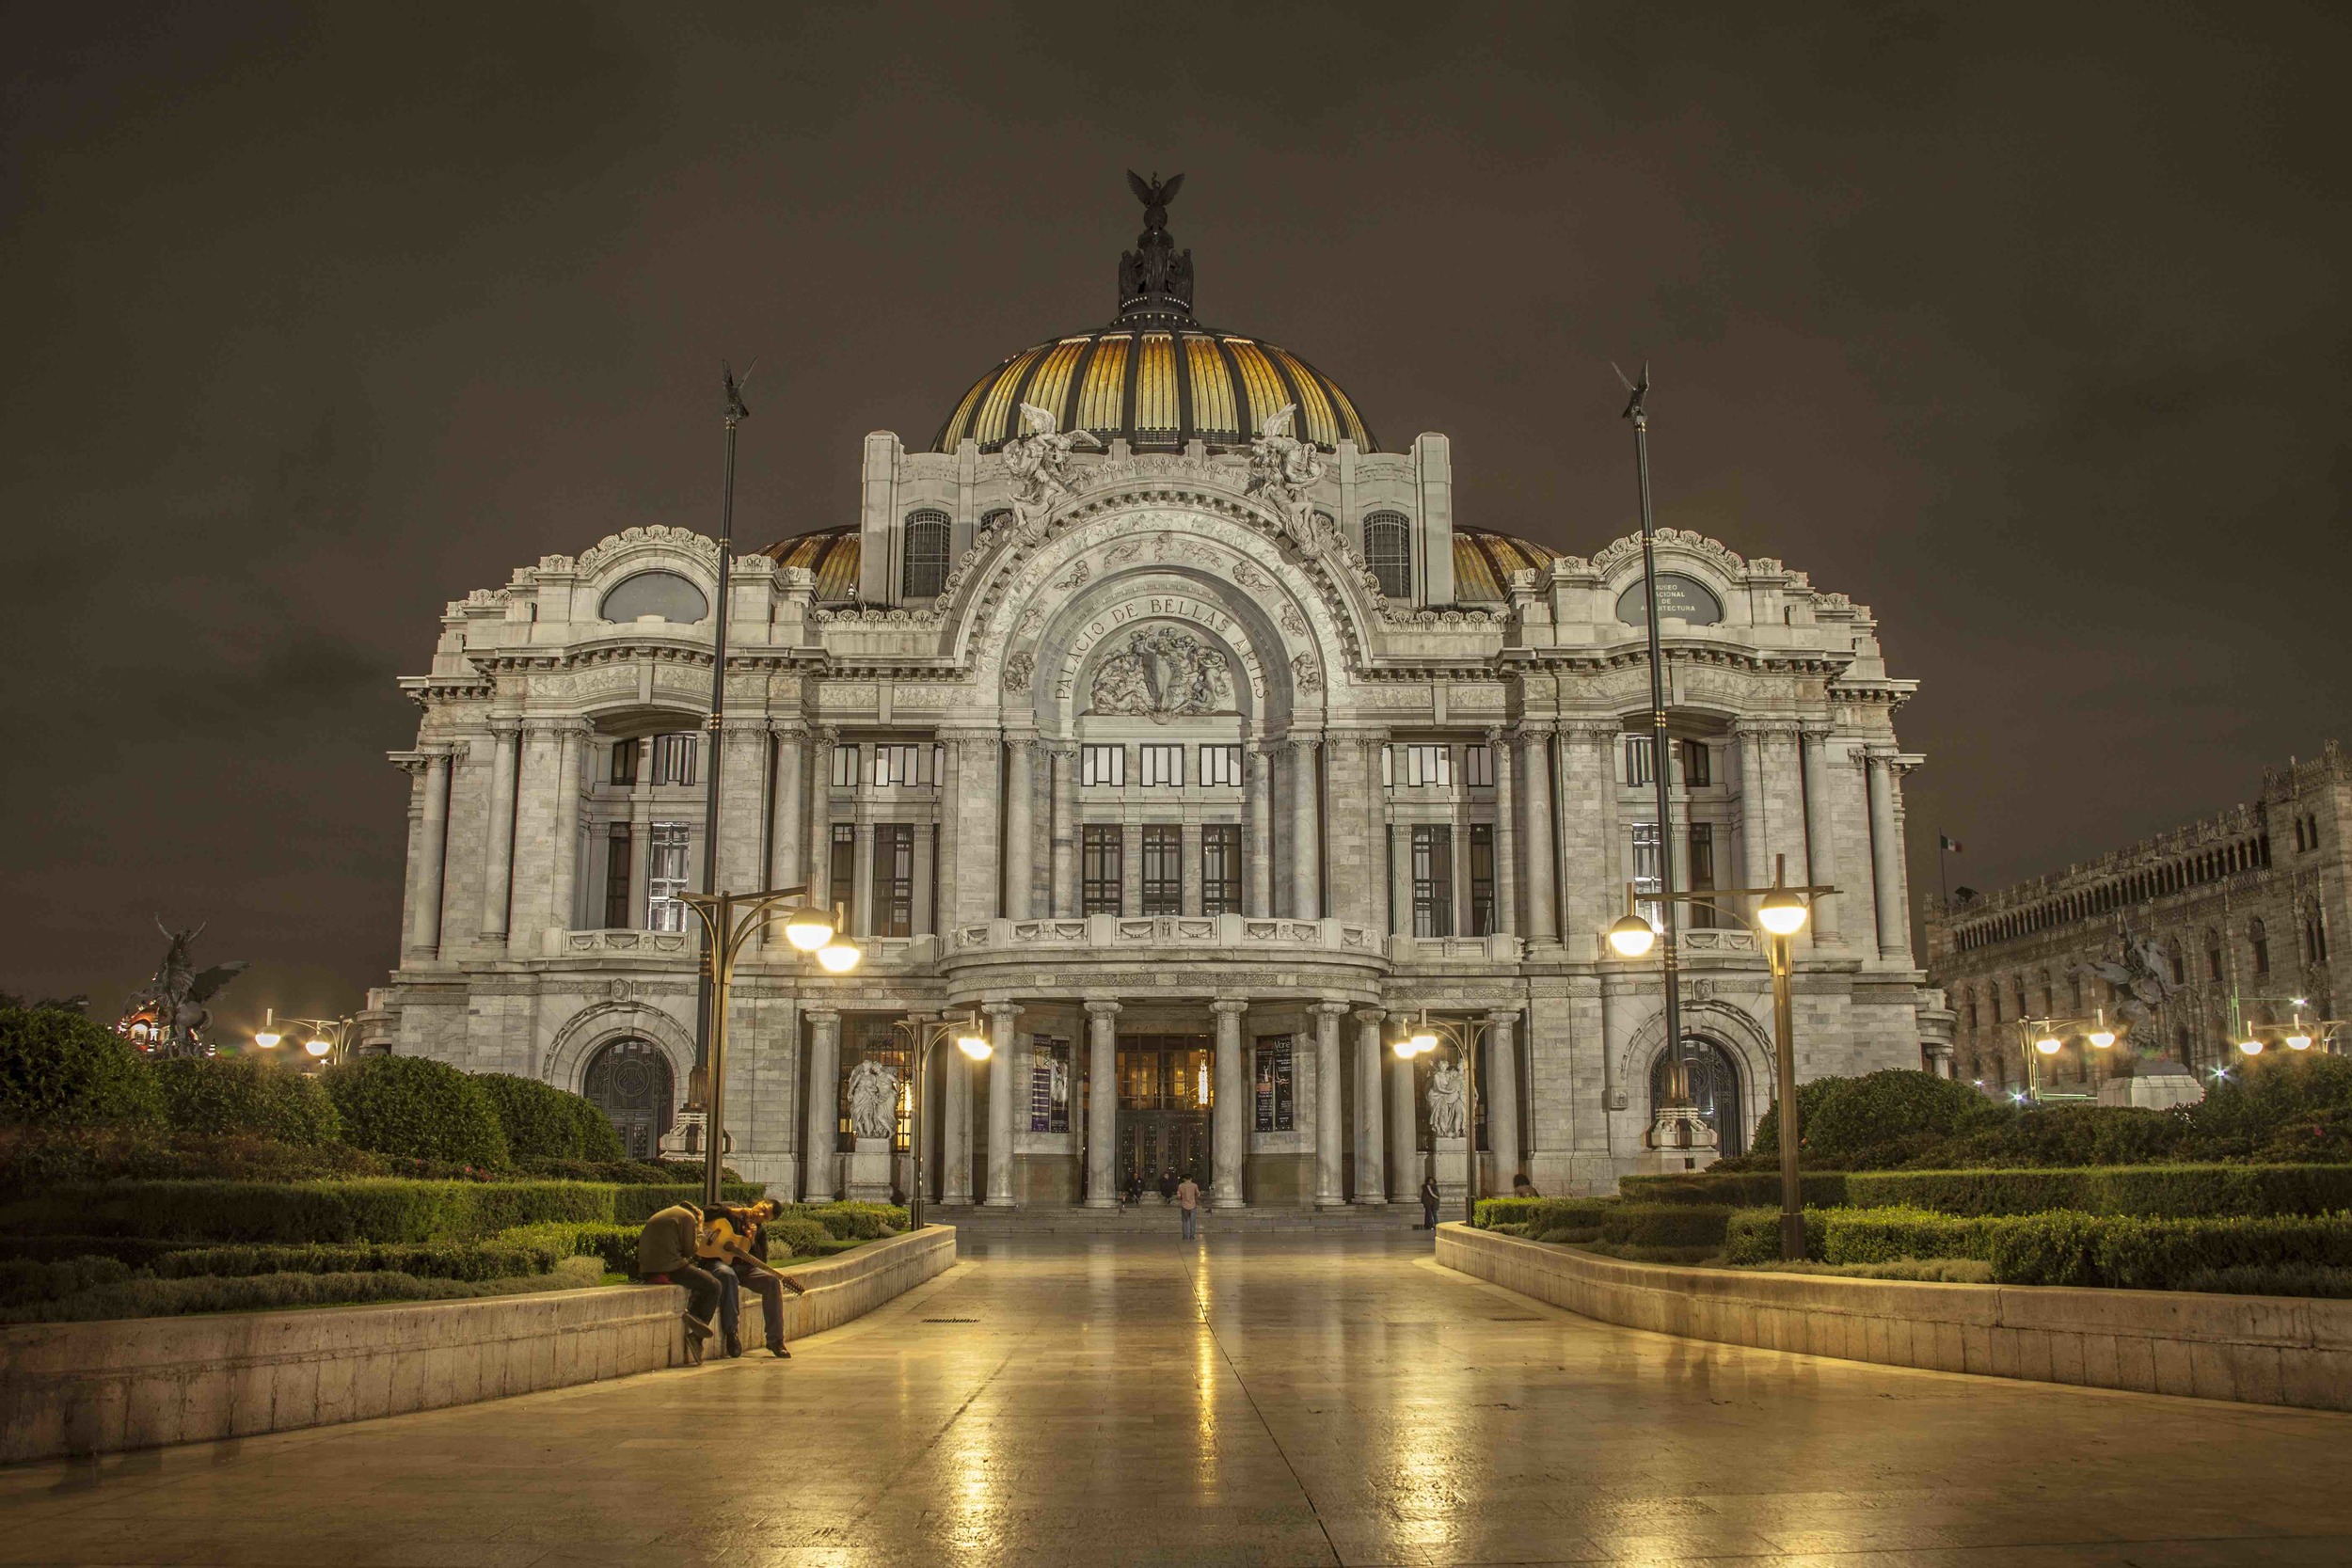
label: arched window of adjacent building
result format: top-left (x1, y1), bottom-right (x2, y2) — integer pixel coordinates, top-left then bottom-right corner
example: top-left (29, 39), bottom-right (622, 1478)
top-left (2306, 900), bottom-right (2329, 964)
top-left (1364, 511), bottom-right (1411, 600)
top-left (2175, 1024), bottom-right (2191, 1064)
top-left (2205, 927), bottom-right (2223, 980)
top-left (1649, 1037), bottom-right (1743, 1157)
top-left (1965, 990), bottom-right (1979, 1033)
top-left (581, 1037), bottom-right (674, 1161)
top-left (599, 569), bottom-right (708, 624)
top-left (2167, 937), bottom-right (2185, 986)
top-left (901, 510), bottom-right (950, 598)
top-left (2249, 915), bottom-right (2270, 974)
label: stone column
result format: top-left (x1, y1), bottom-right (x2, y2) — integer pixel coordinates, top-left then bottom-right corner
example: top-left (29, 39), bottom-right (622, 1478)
top-left (481, 722), bottom-right (519, 943)
top-left (1389, 816), bottom-right (1414, 940)
top-left (1388, 1045), bottom-right (1418, 1201)
top-left (1084, 999), bottom-right (1120, 1208)
top-left (406, 751), bottom-right (452, 959)
top-left (1211, 998), bottom-right (1249, 1207)
top-left (548, 723), bottom-right (586, 935)
top-left (850, 823), bottom-right (876, 937)
top-left (1486, 1009), bottom-right (1521, 1192)
top-left (802, 1006), bottom-right (840, 1202)
top-left (1558, 721), bottom-right (1619, 960)
top-left (1867, 751), bottom-right (1905, 958)
top-left (764, 723), bottom-right (804, 944)
top-left (1519, 726), bottom-right (1558, 943)
top-left (934, 736), bottom-right (961, 939)
top-left (805, 726), bottom-right (837, 915)
top-left (1488, 729), bottom-right (1518, 937)
top-left (1291, 736), bottom-right (1323, 918)
top-left (1246, 744), bottom-right (1275, 917)
top-left (1004, 738), bottom-right (1036, 921)
top-left (983, 1002), bottom-right (1022, 1205)
top-left (1800, 725), bottom-right (1841, 945)
top-left (1180, 822), bottom-right (1203, 915)
top-left (1049, 745), bottom-right (1078, 916)
top-left (717, 721), bottom-right (769, 895)
top-left (627, 801), bottom-right (650, 929)
top-left (1312, 1001), bottom-right (1347, 1208)
top-left (1736, 721), bottom-right (1772, 912)
top-left (941, 1022), bottom-right (973, 1204)
top-left (1362, 735), bottom-right (1389, 934)
top-left (1354, 1007), bottom-right (1387, 1204)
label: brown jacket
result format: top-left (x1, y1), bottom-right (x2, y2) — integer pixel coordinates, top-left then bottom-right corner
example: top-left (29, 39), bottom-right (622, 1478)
top-left (637, 1204), bottom-right (702, 1276)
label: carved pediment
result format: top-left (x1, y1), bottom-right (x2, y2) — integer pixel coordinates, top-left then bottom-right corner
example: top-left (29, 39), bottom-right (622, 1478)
top-left (1087, 625), bottom-right (1236, 720)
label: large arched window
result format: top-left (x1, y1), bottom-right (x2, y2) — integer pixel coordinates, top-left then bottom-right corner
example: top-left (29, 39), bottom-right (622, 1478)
top-left (1364, 511), bottom-right (1411, 600)
top-left (582, 1037), bottom-right (674, 1160)
top-left (1649, 1037), bottom-right (1743, 1157)
top-left (901, 510), bottom-right (950, 598)
top-left (2249, 915), bottom-right (2270, 974)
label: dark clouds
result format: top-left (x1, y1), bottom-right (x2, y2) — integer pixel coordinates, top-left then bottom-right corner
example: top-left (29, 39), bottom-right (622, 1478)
top-left (3, 3), bottom-right (2346, 1028)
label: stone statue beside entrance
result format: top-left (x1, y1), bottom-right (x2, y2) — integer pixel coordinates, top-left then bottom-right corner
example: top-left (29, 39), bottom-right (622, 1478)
top-left (847, 1057), bottom-right (900, 1142)
top-left (1426, 1059), bottom-right (1468, 1140)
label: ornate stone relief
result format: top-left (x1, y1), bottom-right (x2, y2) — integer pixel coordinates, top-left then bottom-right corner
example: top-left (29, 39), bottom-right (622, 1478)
top-left (1088, 626), bottom-right (1235, 719)
top-left (1001, 651), bottom-right (1036, 692)
top-left (1290, 653), bottom-right (1324, 693)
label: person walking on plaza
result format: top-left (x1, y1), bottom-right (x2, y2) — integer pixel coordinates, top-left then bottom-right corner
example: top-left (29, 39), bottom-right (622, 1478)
top-left (635, 1199), bottom-right (720, 1359)
top-left (1174, 1171), bottom-right (1200, 1240)
top-left (1417, 1176), bottom-right (1440, 1230)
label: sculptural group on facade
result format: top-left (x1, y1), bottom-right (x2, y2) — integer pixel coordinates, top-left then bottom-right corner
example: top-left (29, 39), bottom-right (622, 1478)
top-left (123, 920), bottom-right (247, 1058)
top-left (1003, 402), bottom-right (1102, 529)
top-left (1088, 626), bottom-right (1235, 720)
top-left (846, 1056), bottom-right (901, 1142)
top-left (1244, 404), bottom-right (1327, 546)
top-left (1426, 1059), bottom-right (1469, 1140)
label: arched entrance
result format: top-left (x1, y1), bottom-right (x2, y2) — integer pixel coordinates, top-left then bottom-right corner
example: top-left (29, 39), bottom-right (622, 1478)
top-left (583, 1037), bottom-right (674, 1159)
top-left (1649, 1037), bottom-right (1745, 1158)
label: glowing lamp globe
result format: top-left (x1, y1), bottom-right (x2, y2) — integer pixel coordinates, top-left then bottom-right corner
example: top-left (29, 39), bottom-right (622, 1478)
top-left (1410, 1029), bottom-right (1439, 1057)
top-left (782, 905), bottom-right (835, 953)
top-left (2034, 1035), bottom-right (2061, 1055)
top-left (2238, 1037), bottom-right (2265, 1056)
top-left (2287, 1032), bottom-right (2313, 1051)
top-left (1391, 1037), bottom-right (1417, 1059)
top-left (816, 940), bottom-right (861, 974)
top-left (1607, 915), bottom-right (1658, 958)
top-left (1756, 890), bottom-right (1809, 937)
top-left (254, 1030), bottom-right (281, 1049)
top-left (2087, 1028), bottom-right (2115, 1050)
top-left (957, 1031), bottom-right (991, 1060)
top-left (304, 1038), bottom-right (332, 1058)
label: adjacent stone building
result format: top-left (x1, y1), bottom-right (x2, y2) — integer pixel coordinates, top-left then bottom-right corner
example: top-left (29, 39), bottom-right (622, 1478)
top-left (368, 183), bottom-right (1940, 1204)
top-left (1926, 744), bottom-right (2348, 1095)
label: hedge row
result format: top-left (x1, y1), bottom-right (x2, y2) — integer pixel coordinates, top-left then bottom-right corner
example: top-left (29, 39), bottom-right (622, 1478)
top-left (0, 1256), bottom-right (606, 1324)
top-left (1471, 1197), bottom-right (1733, 1250)
top-left (1623, 1164), bottom-right (2352, 1218)
top-left (149, 1239), bottom-right (568, 1282)
top-left (0, 1180), bottom-right (764, 1246)
top-left (1722, 1204), bottom-right (2352, 1289)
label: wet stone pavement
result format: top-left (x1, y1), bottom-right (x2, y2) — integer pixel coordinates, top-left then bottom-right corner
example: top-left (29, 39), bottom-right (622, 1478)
top-left (4, 1231), bottom-right (2349, 1566)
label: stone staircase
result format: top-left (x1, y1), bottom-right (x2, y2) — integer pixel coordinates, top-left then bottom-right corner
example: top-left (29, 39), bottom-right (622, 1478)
top-left (932, 1202), bottom-right (1429, 1235)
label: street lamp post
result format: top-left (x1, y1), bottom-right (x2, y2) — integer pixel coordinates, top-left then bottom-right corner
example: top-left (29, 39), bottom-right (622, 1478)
top-left (890, 1012), bottom-right (992, 1233)
top-left (1389, 1007), bottom-right (1493, 1227)
top-left (690, 365), bottom-right (754, 1133)
top-left (253, 1007), bottom-right (358, 1067)
top-left (1607, 853), bottom-right (1835, 1260)
top-left (678, 884), bottom-right (859, 1210)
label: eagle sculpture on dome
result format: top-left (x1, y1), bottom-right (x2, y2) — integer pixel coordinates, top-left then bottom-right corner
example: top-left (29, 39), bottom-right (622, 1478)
top-left (1119, 170), bottom-right (1194, 311)
top-left (1128, 169), bottom-right (1184, 230)
top-left (1002, 402), bottom-right (1102, 529)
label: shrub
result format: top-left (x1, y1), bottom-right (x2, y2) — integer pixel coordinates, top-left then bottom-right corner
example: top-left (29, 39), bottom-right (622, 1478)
top-left (325, 1056), bottom-right (508, 1166)
top-left (0, 1256), bottom-right (605, 1324)
top-left (780, 1201), bottom-right (908, 1240)
top-left (0, 1233), bottom-right (195, 1268)
top-left (1598, 1203), bottom-right (1732, 1250)
top-left (150, 1056), bottom-right (341, 1145)
top-left (1821, 1207), bottom-right (2003, 1266)
top-left (149, 1239), bottom-right (565, 1282)
top-left (0, 1008), bottom-right (164, 1130)
top-left (499, 1222), bottom-right (644, 1274)
top-left (1626, 1164), bottom-right (2352, 1219)
top-left (2185, 1053), bottom-right (2352, 1157)
top-left (2172, 1263), bottom-right (2352, 1298)
top-left (0, 1255), bottom-right (135, 1307)
top-left (476, 1075), bottom-right (624, 1164)
top-left (1790, 1069), bottom-right (1988, 1160)
top-left (766, 1216), bottom-right (831, 1257)
top-left (1722, 1207), bottom-right (1827, 1264)
top-left (1475, 1196), bottom-right (1609, 1235)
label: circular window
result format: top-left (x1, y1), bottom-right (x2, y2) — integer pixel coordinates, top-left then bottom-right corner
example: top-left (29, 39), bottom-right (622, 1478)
top-left (600, 570), bottom-right (709, 624)
top-left (1614, 572), bottom-right (1724, 626)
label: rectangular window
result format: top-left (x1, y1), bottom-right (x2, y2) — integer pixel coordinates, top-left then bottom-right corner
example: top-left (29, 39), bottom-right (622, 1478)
top-left (831, 744), bottom-right (859, 789)
top-left (1686, 823), bottom-right (1716, 929)
top-left (1082, 824), bottom-right (1123, 914)
top-left (1139, 744), bottom-right (1184, 786)
top-left (1081, 744), bottom-right (1126, 787)
top-left (1028, 1037), bottom-right (1071, 1132)
top-left (1201, 824), bottom-right (1242, 914)
top-left (1463, 745), bottom-right (1495, 788)
top-left (872, 744), bottom-right (929, 786)
top-left (652, 733), bottom-right (697, 787)
top-left (1139, 825), bottom-right (1183, 914)
top-left (609, 737), bottom-right (640, 786)
top-left (1253, 1034), bottom-right (1295, 1132)
top-left (1393, 744), bottom-right (1452, 788)
top-left (1199, 744), bottom-right (1244, 787)
top-left (1411, 825), bottom-right (1454, 938)
top-left (1630, 821), bottom-right (1663, 934)
top-left (1679, 739), bottom-right (1712, 787)
top-left (1625, 736), bottom-right (1653, 787)
top-left (870, 823), bottom-right (914, 938)
top-left (603, 829), bottom-right (632, 929)
top-left (647, 822), bottom-right (691, 931)
top-left (1469, 823), bottom-right (1495, 936)
top-left (829, 822), bottom-right (855, 930)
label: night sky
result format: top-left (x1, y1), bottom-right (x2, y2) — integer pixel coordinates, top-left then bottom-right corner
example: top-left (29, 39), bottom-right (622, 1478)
top-left (6, 4), bottom-right (2347, 1032)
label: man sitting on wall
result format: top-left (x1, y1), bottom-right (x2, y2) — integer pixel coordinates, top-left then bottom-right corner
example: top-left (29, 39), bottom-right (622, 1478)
top-left (706, 1197), bottom-right (794, 1360)
top-left (636, 1199), bottom-right (721, 1359)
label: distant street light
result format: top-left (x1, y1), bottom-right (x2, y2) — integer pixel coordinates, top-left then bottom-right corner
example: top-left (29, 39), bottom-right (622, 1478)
top-left (252, 1007), bottom-right (357, 1065)
top-left (892, 1011), bottom-right (992, 1232)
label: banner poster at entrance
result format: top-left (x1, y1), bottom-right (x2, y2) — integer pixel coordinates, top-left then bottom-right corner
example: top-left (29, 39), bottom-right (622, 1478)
top-left (1028, 1037), bottom-right (1070, 1132)
top-left (1253, 1035), bottom-right (1295, 1132)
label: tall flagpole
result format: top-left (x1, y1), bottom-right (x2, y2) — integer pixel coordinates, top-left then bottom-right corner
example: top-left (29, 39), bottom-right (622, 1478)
top-left (691, 364), bottom-right (751, 1120)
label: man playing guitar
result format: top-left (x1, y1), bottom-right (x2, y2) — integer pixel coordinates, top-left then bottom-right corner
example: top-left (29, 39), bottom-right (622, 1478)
top-left (698, 1198), bottom-right (802, 1359)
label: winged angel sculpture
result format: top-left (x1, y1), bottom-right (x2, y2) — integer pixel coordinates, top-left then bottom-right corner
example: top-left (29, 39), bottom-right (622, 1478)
top-left (1245, 404), bottom-right (1327, 546)
top-left (132, 920), bottom-right (248, 1057)
top-left (2082, 917), bottom-right (2178, 1030)
top-left (1003, 402), bottom-right (1101, 529)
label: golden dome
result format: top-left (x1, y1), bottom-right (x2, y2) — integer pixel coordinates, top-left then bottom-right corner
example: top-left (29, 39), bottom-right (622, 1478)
top-left (930, 173), bottom-right (1375, 455)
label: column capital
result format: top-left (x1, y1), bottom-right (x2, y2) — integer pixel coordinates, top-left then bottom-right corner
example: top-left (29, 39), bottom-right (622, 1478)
top-left (983, 1001), bottom-right (1025, 1022)
top-left (807, 722), bottom-right (840, 746)
top-left (767, 718), bottom-right (809, 739)
top-left (520, 715), bottom-right (590, 738)
top-left (804, 1005), bottom-right (840, 1022)
top-left (1083, 997), bottom-right (1123, 1018)
top-left (1352, 1006), bottom-right (1388, 1024)
top-left (488, 717), bottom-right (522, 737)
top-left (1483, 1008), bottom-right (1521, 1029)
top-left (1311, 999), bottom-right (1353, 1020)
top-left (1208, 997), bottom-right (1251, 1018)
top-left (1800, 719), bottom-right (1836, 738)
top-left (1557, 718), bottom-right (1622, 741)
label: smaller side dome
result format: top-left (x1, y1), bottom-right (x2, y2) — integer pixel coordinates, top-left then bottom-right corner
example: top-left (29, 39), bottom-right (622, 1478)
top-left (760, 525), bottom-right (861, 602)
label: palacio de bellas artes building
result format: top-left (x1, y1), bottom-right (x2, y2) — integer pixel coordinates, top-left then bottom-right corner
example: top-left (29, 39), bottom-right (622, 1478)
top-left (366, 179), bottom-right (1943, 1212)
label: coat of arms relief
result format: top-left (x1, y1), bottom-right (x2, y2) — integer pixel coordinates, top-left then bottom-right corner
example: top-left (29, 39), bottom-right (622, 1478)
top-left (1087, 626), bottom-right (1236, 721)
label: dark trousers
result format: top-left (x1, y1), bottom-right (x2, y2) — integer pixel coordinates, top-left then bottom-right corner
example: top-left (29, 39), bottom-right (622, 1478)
top-left (657, 1261), bottom-right (723, 1325)
top-left (730, 1261), bottom-right (787, 1351)
top-left (1420, 1197), bottom-right (1438, 1228)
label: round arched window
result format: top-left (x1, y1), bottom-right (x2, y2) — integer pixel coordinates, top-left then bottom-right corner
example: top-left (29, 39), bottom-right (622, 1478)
top-left (1649, 1037), bottom-right (1744, 1157)
top-left (1614, 572), bottom-right (1724, 626)
top-left (600, 571), bottom-right (709, 624)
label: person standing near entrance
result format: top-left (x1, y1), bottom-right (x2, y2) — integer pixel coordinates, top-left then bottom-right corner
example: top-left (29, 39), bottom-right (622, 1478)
top-left (1175, 1171), bottom-right (1200, 1240)
top-left (1417, 1175), bottom-right (1440, 1230)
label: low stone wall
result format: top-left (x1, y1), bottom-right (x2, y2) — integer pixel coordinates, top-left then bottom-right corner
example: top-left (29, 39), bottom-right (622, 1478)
top-left (0, 1226), bottom-right (957, 1465)
top-left (1438, 1223), bottom-right (2352, 1412)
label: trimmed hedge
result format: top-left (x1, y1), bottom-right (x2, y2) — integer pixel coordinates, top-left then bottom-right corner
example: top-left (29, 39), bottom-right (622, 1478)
top-left (324, 1056), bottom-right (508, 1166)
top-left (0, 1008), bottom-right (165, 1130)
top-left (0, 1256), bottom-right (605, 1324)
top-left (149, 1239), bottom-right (566, 1282)
top-left (1470, 1197), bottom-right (1729, 1249)
top-left (477, 1075), bottom-right (625, 1164)
top-left (1624, 1164), bottom-right (2352, 1219)
top-left (0, 1179), bottom-right (764, 1246)
top-left (150, 1056), bottom-right (340, 1145)
top-left (778, 1201), bottom-right (907, 1240)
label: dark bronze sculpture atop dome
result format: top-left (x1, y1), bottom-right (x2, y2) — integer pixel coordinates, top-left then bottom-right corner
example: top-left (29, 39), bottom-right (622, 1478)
top-left (1118, 169), bottom-right (1195, 323)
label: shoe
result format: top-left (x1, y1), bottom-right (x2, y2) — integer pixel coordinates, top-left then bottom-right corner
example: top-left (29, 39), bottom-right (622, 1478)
top-left (683, 1314), bottom-right (714, 1341)
top-left (768, 1345), bottom-right (791, 1359)
top-left (724, 1335), bottom-right (744, 1358)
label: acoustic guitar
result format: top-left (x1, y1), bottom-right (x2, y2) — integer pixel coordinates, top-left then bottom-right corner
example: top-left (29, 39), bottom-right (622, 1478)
top-left (696, 1213), bottom-right (808, 1294)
